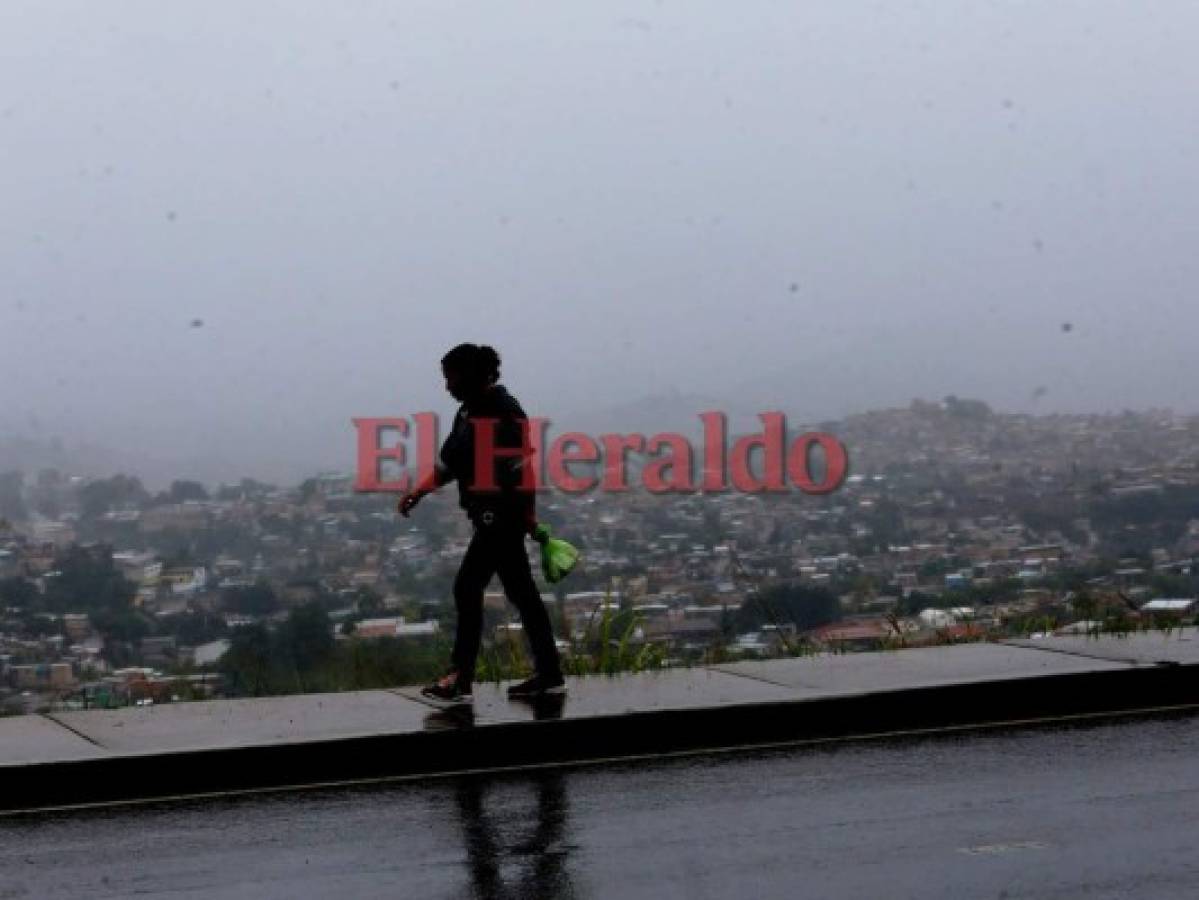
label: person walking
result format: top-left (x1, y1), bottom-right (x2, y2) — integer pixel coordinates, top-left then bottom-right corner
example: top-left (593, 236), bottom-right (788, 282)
top-left (398, 343), bottom-right (565, 707)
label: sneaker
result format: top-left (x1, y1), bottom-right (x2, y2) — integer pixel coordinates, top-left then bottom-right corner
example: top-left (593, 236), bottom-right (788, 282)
top-left (420, 671), bottom-right (473, 708)
top-left (506, 673), bottom-right (567, 699)
top-left (508, 691), bottom-right (567, 720)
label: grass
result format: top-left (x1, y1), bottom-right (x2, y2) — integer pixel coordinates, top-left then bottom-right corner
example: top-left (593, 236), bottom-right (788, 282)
top-left (475, 586), bottom-right (668, 683)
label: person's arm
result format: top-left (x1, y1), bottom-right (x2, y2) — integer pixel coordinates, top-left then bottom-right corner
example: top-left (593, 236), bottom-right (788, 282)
top-left (398, 461), bottom-right (452, 517)
top-left (418, 461), bottom-right (454, 494)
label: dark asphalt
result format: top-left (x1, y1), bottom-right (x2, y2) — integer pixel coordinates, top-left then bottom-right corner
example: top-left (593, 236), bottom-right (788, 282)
top-left (3, 714), bottom-right (1198, 899)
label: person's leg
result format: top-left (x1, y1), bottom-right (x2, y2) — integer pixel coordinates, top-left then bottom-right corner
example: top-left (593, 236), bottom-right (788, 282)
top-left (494, 526), bottom-right (563, 680)
top-left (451, 527), bottom-right (497, 684)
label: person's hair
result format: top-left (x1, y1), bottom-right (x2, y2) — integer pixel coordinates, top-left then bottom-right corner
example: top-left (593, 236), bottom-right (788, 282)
top-left (441, 343), bottom-right (501, 385)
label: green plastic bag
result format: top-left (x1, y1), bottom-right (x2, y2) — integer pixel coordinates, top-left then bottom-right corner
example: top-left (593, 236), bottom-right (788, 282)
top-left (533, 524), bottom-right (580, 584)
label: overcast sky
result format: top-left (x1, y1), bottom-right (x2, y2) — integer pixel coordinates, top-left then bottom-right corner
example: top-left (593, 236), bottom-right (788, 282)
top-left (3, 1), bottom-right (1197, 484)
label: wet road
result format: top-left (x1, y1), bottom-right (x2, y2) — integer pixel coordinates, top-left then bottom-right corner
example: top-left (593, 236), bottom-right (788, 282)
top-left (3, 715), bottom-right (1198, 899)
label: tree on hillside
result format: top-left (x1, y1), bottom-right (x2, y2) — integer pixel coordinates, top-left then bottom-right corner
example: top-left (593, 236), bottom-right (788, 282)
top-left (735, 582), bottom-right (840, 633)
top-left (0, 576), bottom-right (39, 611)
top-left (278, 602), bottom-right (335, 674)
top-left (78, 475), bottom-right (149, 518)
top-left (220, 624), bottom-right (275, 696)
top-left (222, 581), bottom-right (279, 616)
top-left (0, 471), bottom-right (28, 522)
top-left (42, 544), bottom-right (136, 614)
top-left (167, 480), bottom-right (209, 503)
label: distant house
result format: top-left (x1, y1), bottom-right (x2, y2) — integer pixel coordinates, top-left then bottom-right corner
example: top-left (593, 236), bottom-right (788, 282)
top-left (809, 619), bottom-right (891, 652)
top-left (140, 636), bottom-right (177, 666)
top-left (649, 618), bottom-right (720, 646)
top-left (395, 621), bottom-right (439, 638)
top-left (190, 639), bottom-right (231, 667)
top-left (353, 617), bottom-right (439, 639)
top-left (918, 608), bottom-right (956, 629)
top-left (1140, 598), bottom-right (1197, 621)
top-left (112, 550), bottom-right (157, 582)
top-left (8, 662), bottom-right (74, 690)
top-left (733, 632), bottom-right (771, 655)
top-left (1114, 568), bottom-right (1147, 586)
top-left (62, 613), bottom-right (91, 642)
top-left (1017, 544), bottom-right (1064, 563)
top-left (158, 566), bottom-right (207, 597)
top-left (354, 617), bottom-right (405, 638)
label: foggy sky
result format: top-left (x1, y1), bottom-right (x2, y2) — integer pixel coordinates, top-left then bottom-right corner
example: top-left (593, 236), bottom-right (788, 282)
top-left (3, 1), bottom-right (1198, 485)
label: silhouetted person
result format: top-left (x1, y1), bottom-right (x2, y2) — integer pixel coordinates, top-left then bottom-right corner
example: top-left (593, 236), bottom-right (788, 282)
top-left (399, 343), bottom-right (564, 706)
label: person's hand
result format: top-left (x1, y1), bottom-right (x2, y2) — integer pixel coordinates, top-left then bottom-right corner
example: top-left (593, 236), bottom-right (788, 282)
top-left (397, 490), bottom-right (424, 517)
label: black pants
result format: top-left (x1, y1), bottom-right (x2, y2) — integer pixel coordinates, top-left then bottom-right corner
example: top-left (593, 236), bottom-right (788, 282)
top-left (452, 519), bottom-right (562, 683)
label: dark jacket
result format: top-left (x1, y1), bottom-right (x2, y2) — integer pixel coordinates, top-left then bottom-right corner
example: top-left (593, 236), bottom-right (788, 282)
top-left (436, 384), bottom-right (536, 529)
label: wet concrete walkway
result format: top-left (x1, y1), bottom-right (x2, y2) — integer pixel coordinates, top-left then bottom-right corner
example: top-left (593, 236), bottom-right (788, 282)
top-left (3, 633), bottom-right (1198, 812)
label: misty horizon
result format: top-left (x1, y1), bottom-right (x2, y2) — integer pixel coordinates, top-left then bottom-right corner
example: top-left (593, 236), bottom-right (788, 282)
top-left (4, 2), bottom-right (1197, 487)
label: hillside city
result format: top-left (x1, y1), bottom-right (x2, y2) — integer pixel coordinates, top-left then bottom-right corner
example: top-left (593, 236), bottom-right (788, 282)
top-left (2, 396), bottom-right (1198, 715)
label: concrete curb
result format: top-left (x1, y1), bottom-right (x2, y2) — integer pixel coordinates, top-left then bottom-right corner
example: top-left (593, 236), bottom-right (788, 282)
top-left (4, 662), bottom-right (1197, 813)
